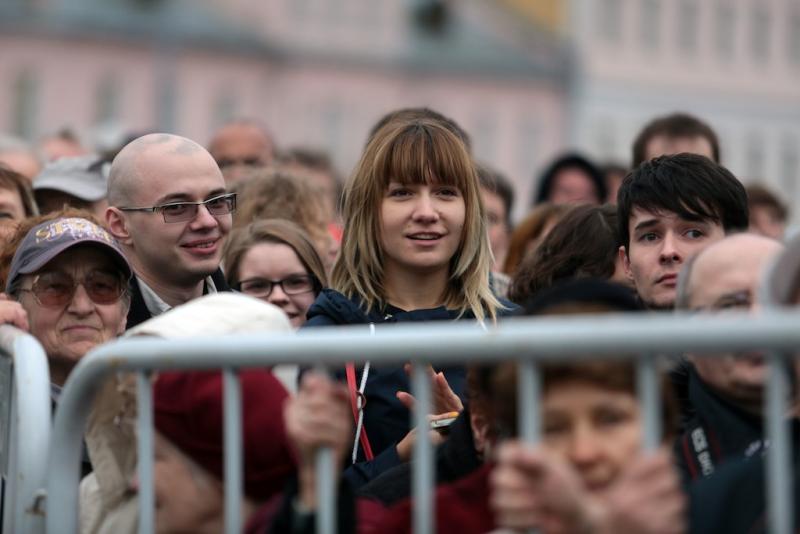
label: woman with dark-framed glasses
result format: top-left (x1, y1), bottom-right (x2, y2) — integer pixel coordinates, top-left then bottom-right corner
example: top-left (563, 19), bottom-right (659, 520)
top-left (223, 218), bottom-right (327, 329)
top-left (0, 209), bottom-right (131, 389)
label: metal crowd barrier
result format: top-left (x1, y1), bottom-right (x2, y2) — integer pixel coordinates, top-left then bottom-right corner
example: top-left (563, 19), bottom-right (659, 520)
top-left (0, 325), bottom-right (50, 534)
top-left (45, 310), bottom-right (800, 534)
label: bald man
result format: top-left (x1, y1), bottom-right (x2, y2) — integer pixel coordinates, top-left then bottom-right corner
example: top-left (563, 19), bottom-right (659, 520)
top-left (673, 233), bottom-right (784, 484)
top-left (208, 120), bottom-right (275, 184)
top-left (106, 133), bottom-right (234, 329)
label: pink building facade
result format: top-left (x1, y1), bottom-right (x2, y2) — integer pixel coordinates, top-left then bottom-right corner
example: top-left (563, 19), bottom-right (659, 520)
top-left (0, 0), bottom-right (570, 218)
top-left (567, 0), bottom-right (800, 219)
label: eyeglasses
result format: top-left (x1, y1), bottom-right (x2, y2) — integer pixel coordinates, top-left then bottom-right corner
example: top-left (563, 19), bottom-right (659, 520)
top-left (19, 270), bottom-right (129, 308)
top-left (118, 193), bottom-right (237, 223)
top-left (233, 274), bottom-right (317, 299)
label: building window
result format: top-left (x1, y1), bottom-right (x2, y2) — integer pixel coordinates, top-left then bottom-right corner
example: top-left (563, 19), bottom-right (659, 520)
top-left (211, 90), bottom-right (237, 131)
top-left (10, 69), bottom-right (37, 140)
top-left (473, 112), bottom-right (497, 164)
top-left (322, 100), bottom-right (343, 158)
top-left (714, 0), bottom-right (735, 61)
top-left (639, 0), bottom-right (660, 51)
top-left (594, 117), bottom-right (617, 158)
top-left (745, 131), bottom-right (765, 180)
top-left (361, 0), bottom-right (381, 25)
top-left (516, 119), bottom-right (538, 181)
top-left (789, 9), bottom-right (800, 66)
top-left (750, 4), bottom-right (770, 62)
top-left (290, 0), bottom-right (311, 22)
top-left (94, 74), bottom-right (120, 125)
top-left (781, 134), bottom-right (798, 198)
top-left (677, 0), bottom-right (699, 55)
top-left (597, 0), bottom-right (622, 44)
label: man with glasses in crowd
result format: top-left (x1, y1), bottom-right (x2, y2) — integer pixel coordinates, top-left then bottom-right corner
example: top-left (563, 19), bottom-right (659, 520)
top-left (106, 133), bottom-right (235, 329)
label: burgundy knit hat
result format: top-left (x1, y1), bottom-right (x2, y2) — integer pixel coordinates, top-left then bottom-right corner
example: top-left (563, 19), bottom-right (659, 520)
top-left (153, 370), bottom-right (296, 501)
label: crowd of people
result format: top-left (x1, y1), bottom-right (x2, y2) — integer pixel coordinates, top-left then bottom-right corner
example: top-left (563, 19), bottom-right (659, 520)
top-left (0, 108), bottom-right (798, 534)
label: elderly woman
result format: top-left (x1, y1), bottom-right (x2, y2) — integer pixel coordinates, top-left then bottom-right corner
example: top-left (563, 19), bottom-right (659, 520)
top-left (0, 212), bottom-right (131, 390)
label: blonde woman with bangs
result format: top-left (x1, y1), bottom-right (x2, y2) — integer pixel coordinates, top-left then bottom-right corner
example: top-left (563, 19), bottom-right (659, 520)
top-left (303, 111), bottom-right (516, 488)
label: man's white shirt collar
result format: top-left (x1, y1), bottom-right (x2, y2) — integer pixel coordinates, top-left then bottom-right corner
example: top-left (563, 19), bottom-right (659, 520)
top-left (137, 276), bottom-right (219, 318)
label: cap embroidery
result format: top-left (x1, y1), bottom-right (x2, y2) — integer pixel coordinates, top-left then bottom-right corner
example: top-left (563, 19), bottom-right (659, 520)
top-left (34, 218), bottom-right (114, 245)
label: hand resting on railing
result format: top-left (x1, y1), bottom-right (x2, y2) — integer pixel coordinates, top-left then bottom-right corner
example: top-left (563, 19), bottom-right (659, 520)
top-left (0, 293), bottom-right (30, 331)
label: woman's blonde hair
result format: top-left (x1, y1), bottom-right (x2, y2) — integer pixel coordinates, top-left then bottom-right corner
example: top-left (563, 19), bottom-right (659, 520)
top-left (332, 115), bottom-right (501, 321)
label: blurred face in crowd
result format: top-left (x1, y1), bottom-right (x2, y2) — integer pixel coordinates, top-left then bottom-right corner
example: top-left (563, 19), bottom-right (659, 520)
top-left (0, 150), bottom-right (41, 181)
top-left (138, 432), bottom-right (224, 534)
top-left (108, 135), bottom-right (232, 298)
top-left (236, 242), bottom-right (317, 328)
top-left (380, 181), bottom-right (466, 282)
top-left (749, 205), bottom-right (786, 241)
top-left (644, 135), bottom-right (714, 163)
top-left (685, 234), bottom-right (784, 414)
top-left (17, 246), bottom-right (129, 385)
top-left (0, 186), bottom-right (27, 241)
top-left (480, 186), bottom-right (509, 270)
top-left (209, 123), bottom-right (274, 184)
top-left (542, 380), bottom-right (641, 492)
top-left (622, 208), bottom-right (725, 309)
top-left (549, 168), bottom-right (599, 206)
top-left (38, 136), bottom-right (88, 162)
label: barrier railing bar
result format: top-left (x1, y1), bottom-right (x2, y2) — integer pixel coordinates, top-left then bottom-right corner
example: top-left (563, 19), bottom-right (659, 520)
top-left (0, 328), bottom-right (50, 534)
top-left (223, 369), bottom-right (243, 534)
top-left (518, 359), bottom-right (542, 534)
top-left (136, 371), bottom-right (154, 534)
top-left (315, 364), bottom-right (337, 534)
top-left (315, 447), bottom-right (336, 534)
top-left (518, 359), bottom-right (541, 444)
top-left (59, 312), bottom-right (800, 370)
top-left (766, 352), bottom-right (792, 534)
top-left (46, 312), bottom-right (800, 533)
top-left (412, 363), bottom-right (433, 534)
top-left (637, 355), bottom-right (661, 451)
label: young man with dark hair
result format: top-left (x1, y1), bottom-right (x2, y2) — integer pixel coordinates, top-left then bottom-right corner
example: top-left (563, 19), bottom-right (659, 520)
top-left (617, 153), bottom-right (749, 310)
top-left (631, 112), bottom-right (720, 168)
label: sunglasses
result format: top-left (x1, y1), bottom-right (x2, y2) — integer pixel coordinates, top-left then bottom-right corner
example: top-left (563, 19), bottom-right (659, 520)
top-left (19, 270), bottom-right (128, 308)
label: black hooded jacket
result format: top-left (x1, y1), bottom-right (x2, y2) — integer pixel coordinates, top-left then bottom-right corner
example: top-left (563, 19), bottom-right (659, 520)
top-left (302, 288), bottom-right (516, 488)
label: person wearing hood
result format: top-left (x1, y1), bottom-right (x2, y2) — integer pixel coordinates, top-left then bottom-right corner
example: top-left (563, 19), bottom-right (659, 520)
top-left (303, 112), bottom-right (515, 488)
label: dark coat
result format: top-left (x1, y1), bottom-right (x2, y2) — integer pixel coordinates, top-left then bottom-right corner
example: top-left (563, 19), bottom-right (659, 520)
top-left (302, 289), bottom-right (516, 488)
top-left (672, 363), bottom-right (764, 486)
top-left (267, 465), bottom-right (496, 534)
top-left (357, 407), bottom-right (482, 505)
top-left (124, 268), bottom-right (230, 330)
top-left (688, 421), bottom-right (800, 534)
